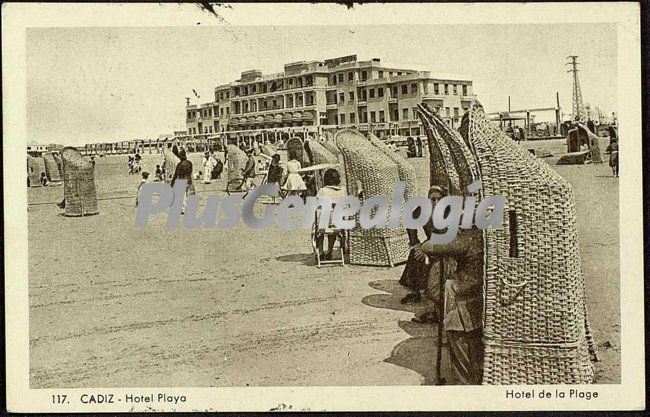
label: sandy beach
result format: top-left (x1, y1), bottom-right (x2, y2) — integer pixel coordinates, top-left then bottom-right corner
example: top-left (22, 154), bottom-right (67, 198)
top-left (27, 140), bottom-right (620, 387)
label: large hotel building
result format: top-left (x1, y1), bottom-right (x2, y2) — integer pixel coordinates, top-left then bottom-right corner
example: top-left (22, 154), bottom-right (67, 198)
top-left (185, 55), bottom-right (476, 141)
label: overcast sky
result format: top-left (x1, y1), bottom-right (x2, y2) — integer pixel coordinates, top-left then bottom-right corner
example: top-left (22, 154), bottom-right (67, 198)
top-left (26, 23), bottom-right (617, 145)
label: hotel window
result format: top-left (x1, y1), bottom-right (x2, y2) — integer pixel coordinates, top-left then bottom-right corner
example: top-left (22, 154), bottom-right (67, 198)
top-left (401, 85), bottom-right (408, 95)
top-left (361, 71), bottom-right (368, 81)
top-left (434, 83), bottom-right (440, 95)
top-left (369, 89), bottom-right (375, 99)
top-left (403, 108), bottom-right (409, 120)
top-left (349, 91), bottom-right (355, 101)
top-left (348, 72), bottom-right (353, 81)
top-left (350, 113), bottom-right (356, 123)
top-left (413, 108), bottom-right (418, 119)
top-left (378, 88), bottom-right (384, 98)
top-left (289, 79), bottom-right (294, 87)
top-left (462, 85), bottom-right (468, 96)
top-left (338, 73), bottom-right (344, 83)
top-left (339, 93), bottom-right (345, 103)
top-left (397, 72), bottom-right (402, 75)
top-left (453, 84), bottom-right (458, 95)
top-left (332, 76), bottom-right (337, 85)
top-left (454, 107), bottom-right (459, 117)
top-left (392, 86), bottom-right (398, 97)
top-left (444, 84), bottom-right (449, 95)
top-left (379, 110), bottom-right (385, 122)
top-left (411, 83), bottom-right (418, 94)
top-left (333, 115), bottom-right (338, 125)
top-left (378, 71), bottom-right (384, 78)
top-left (340, 114), bottom-right (346, 124)
top-left (445, 107), bottom-right (450, 116)
top-left (370, 111), bottom-right (376, 123)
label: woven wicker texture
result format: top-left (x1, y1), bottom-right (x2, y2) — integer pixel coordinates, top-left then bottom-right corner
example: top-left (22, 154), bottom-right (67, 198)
top-left (44, 153), bottom-right (63, 182)
top-left (286, 137), bottom-right (309, 167)
top-left (418, 104), bottom-right (478, 193)
top-left (417, 107), bottom-right (461, 194)
top-left (226, 144), bottom-right (247, 182)
top-left (334, 129), bottom-right (410, 267)
top-left (27, 156), bottom-right (46, 187)
top-left (162, 148), bottom-right (180, 184)
top-left (368, 134), bottom-right (418, 200)
top-left (61, 147), bottom-right (99, 217)
top-left (466, 108), bottom-right (594, 384)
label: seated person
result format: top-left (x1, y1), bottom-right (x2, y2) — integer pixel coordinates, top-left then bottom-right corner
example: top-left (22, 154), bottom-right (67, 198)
top-left (155, 165), bottom-right (164, 182)
top-left (315, 169), bottom-right (346, 261)
top-left (40, 172), bottom-right (48, 186)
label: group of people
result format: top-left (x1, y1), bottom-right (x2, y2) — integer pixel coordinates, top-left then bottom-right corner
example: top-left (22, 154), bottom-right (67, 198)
top-left (127, 153), bottom-right (142, 174)
top-left (201, 150), bottom-right (224, 184)
top-left (406, 136), bottom-right (425, 158)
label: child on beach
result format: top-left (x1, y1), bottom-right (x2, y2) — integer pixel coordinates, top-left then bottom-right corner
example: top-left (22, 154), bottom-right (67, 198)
top-left (136, 171), bottom-right (149, 206)
top-left (155, 165), bottom-right (163, 181)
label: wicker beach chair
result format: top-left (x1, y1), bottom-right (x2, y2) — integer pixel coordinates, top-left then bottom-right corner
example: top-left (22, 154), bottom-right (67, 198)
top-left (226, 144), bottom-right (247, 183)
top-left (27, 156), bottom-right (46, 187)
top-left (44, 153), bottom-right (63, 183)
top-left (368, 134), bottom-right (417, 200)
top-left (61, 147), bottom-right (99, 217)
top-left (286, 136), bottom-right (309, 167)
top-left (464, 108), bottom-right (596, 384)
top-left (334, 129), bottom-right (410, 267)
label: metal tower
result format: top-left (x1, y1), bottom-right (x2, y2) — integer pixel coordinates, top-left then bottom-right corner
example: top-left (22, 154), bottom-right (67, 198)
top-left (566, 56), bottom-right (585, 121)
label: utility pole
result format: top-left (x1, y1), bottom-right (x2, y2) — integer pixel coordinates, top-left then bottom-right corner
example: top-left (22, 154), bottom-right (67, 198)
top-left (566, 56), bottom-right (585, 121)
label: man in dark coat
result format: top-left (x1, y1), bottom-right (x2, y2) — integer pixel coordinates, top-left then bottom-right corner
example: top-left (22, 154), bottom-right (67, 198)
top-left (171, 149), bottom-right (194, 214)
top-left (587, 118), bottom-right (595, 134)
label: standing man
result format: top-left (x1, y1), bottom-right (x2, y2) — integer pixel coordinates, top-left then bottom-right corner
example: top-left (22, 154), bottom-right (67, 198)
top-left (202, 151), bottom-right (213, 184)
top-left (415, 136), bottom-right (423, 157)
top-left (587, 118), bottom-right (595, 134)
top-left (171, 149), bottom-right (194, 214)
top-left (241, 148), bottom-right (257, 191)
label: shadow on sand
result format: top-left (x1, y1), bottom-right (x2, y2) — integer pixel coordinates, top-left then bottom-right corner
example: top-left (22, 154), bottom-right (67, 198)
top-left (362, 278), bottom-right (459, 385)
top-left (275, 252), bottom-right (316, 266)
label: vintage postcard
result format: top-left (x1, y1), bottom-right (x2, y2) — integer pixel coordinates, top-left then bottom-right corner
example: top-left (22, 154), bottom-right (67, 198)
top-left (4, 2), bottom-right (644, 412)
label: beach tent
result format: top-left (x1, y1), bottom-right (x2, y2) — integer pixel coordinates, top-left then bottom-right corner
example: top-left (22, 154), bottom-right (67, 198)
top-left (420, 106), bottom-right (596, 384)
top-left (61, 147), bottom-right (99, 217)
top-left (286, 136), bottom-right (309, 168)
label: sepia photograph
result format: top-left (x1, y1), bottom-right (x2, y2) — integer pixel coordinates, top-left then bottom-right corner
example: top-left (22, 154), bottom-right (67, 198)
top-left (4, 2), bottom-right (644, 412)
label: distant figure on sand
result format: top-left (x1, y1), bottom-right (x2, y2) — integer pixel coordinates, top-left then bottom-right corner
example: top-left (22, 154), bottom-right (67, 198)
top-left (136, 171), bottom-right (149, 206)
top-left (608, 139), bottom-right (619, 177)
top-left (171, 150), bottom-right (194, 214)
top-left (155, 165), bottom-right (163, 181)
top-left (202, 151), bottom-right (213, 184)
top-left (241, 148), bottom-right (257, 190)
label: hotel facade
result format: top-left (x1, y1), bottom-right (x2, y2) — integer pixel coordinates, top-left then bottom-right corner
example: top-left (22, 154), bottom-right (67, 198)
top-left (185, 55), bottom-right (476, 141)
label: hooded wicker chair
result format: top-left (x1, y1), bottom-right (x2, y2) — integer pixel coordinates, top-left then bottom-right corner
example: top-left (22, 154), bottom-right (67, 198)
top-left (52, 153), bottom-right (64, 179)
top-left (286, 136), bottom-right (309, 167)
top-left (44, 153), bottom-right (63, 183)
top-left (559, 123), bottom-right (603, 165)
top-left (368, 134), bottom-right (418, 201)
top-left (27, 156), bottom-right (46, 187)
top-left (334, 129), bottom-right (410, 267)
top-left (462, 108), bottom-right (596, 384)
top-left (226, 144), bottom-right (247, 183)
top-left (61, 147), bottom-right (99, 217)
